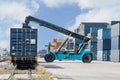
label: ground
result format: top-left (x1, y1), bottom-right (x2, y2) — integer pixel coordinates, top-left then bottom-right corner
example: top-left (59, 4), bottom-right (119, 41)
top-left (38, 58), bottom-right (120, 80)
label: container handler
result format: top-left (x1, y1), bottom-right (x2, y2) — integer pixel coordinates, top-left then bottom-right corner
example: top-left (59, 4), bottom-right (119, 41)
top-left (23, 16), bottom-right (94, 63)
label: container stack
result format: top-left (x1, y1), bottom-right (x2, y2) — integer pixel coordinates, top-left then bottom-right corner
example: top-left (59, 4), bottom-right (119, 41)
top-left (87, 32), bottom-right (97, 59)
top-left (111, 23), bottom-right (120, 62)
top-left (50, 39), bottom-right (65, 51)
top-left (97, 28), bottom-right (111, 61)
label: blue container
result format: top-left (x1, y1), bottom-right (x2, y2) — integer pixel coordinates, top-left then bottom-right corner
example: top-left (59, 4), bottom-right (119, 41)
top-left (103, 50), bottom-right (110, 61)
top-left (111, 36), bottom-right (120, 49)
top-left (97, 39), bottom-right (111, 50)
top-left (88, 32), bottom-right (97, 42)
top-left (111, 21), bottom-right (120, 25)
top-left (10, 28), bottom-right (37, 57)
top-left (103, 39), bottom-right (111, 50)
top-left (98, 28), bottom-right (111, 39)
top-left (97, 50), bottom-right (110, 61)
top-left (88, 41), bottom-right (97, 60)
top-left (78, 23), bottom-right (108, 36)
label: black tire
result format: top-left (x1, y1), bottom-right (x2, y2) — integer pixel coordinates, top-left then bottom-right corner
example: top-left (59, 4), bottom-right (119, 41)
top-left (44, 53), bottom-right (55, 62)
top-left (59, 59), bottom-right (62, 61)
top-left (82, 54), bottom-right (92, 63)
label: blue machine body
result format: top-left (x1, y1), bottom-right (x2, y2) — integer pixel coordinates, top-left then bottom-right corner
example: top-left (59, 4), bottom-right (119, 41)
top-left (52, 48), bottom-right (94, 60)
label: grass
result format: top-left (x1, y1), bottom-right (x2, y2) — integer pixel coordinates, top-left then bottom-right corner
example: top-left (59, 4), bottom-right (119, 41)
top-left (11, 77), bottom-right (18, 80)
top-left (36, 65), bottom-right (46, 74)
top-left (0, 64), bottom-right (55, 80)
top-left (14, 70), bottom-right (29, 74)
top-left (0, 68), bottom-right (5, 74)
top-left (33, 65), bottom-right (54, 80)
top-left (33, 74), bottom-right (54, 80)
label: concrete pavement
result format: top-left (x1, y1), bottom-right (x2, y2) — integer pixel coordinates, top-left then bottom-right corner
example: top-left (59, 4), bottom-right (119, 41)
top-left (38, 58), bottom-right (120, 80)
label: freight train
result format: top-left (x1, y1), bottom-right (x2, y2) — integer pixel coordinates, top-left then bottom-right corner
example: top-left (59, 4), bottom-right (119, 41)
top-left (10, 27), bottom-right (37, 68)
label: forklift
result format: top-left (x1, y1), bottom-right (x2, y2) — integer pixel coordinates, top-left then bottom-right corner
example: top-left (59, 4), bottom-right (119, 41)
top-left (23, 16), bottom-right (94, 63)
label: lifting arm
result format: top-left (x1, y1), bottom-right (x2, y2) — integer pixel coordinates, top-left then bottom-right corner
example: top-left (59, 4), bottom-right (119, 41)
top-left (23, 16), bottom-right (90, 42)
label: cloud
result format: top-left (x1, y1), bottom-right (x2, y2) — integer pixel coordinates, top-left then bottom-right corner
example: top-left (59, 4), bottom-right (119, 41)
top-left (41, 0), bottom-right (120, 30)
top-left (0, 0), bottom-right (40, 49)
top-left (41, 0), bottom-right (77, 8)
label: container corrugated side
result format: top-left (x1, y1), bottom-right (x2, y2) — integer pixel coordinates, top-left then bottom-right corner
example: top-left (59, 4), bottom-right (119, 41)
top-left (97, 50), bottom-right (103, 61)
top-left (110, 49), bottom-right (120, 62)
top-left (98, 28), bottom-right (111, 39)
top-left (103, 39), bottom-right (111, 50)
top-left (103, 50), bottom-right (110, 61)
top-left (111, 36), bottom-right (120, 49)
top-left (97, 39), bottom-right (111, 50)
top-left (97, 40), bottom-right (103, 50)
top-left (111, 23), bottom-right (120, 37)
top-left (10, 28), bottom-right (37, 57)
top-left (98, 29), bottom-right (102, 40)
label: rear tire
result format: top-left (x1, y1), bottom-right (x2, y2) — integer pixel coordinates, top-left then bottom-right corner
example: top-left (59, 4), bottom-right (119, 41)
top-left (82, 54), bottom-right (92, 63)
top-left (44, 53), bottom-right (55, 62)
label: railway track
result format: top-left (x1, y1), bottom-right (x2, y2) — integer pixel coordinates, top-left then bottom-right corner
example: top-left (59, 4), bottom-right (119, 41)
top-left (8, 65), bottom-right (16, 80)
top-left (28, 68), bottom-right (32, 80)
top-left (8, 66), bottom-right (33, 80)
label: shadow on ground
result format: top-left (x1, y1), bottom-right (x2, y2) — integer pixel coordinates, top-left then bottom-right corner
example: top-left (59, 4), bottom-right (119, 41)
top-left (40, 64), bottom-right (63, 69)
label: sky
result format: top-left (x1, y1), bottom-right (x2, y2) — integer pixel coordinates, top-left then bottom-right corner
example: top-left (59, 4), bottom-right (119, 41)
top-left (0, 0), bottom-right (120, 51)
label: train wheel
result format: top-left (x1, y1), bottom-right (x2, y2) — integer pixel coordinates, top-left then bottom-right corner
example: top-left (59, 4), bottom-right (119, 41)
top-left (44, 53), bottom-right (55, 62)
top-left (82, 54), bottom-right (92, 63)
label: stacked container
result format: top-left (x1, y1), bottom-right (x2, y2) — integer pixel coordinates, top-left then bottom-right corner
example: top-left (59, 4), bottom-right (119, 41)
top-left (87, 32), bottom-right (97, 59)
top-left (97, 28), bottom-right (111, 61)
top-left (111, 23), bottom-right (120, 62)
top-left (50, 39), bottom-right (65, 51)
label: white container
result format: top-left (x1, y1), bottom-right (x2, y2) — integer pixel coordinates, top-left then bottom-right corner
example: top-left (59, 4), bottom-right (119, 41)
top-left (111, 23), bottom-right (120, 37)
top-left (97, 50), bottom-right (103, 61)
top-left (110, 50), bottom-right (120, 62)
top-left (98, 28), bottom-right (111, 39)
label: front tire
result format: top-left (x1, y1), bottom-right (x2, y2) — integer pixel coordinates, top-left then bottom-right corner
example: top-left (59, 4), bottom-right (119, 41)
top-left (44, 53), bottom-right (55, 62)
top-left (82, 54), bottom-right (92, 63)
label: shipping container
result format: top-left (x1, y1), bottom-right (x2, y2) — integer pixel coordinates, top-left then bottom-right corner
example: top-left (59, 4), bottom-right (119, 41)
top-left (97, 39), bottom-right (111, 50)
top-left (97, 50), bottom-right (103, 61)
top-left (98, 28), bottom-right (111, 39)
top-left (97, 40), bottom-right (103, 50)
top-left (111, 36), bottom-right (120, 49)
top-left (53, 39), bottom-right (57, 42)
top-left (110, 50), bottom-right (120, 62)
top-left (103, 50), bottom-right (110, 61)
top-left (97, 50), bottom-right (110, 61)
top-left (111, 21), bottom-right (120, 25)
top-left (77, 22), bottom-right (108, 36)
top-left (10, 28), bottom-right (37, 62)
top-left (87, 32), bottom-right (97, 42)
top-left (111, 23), bottom-right (120, 37)
top-left (88, 41), bottom-right (97, 60)
top-left (57, 39), bottom-right (64, 42)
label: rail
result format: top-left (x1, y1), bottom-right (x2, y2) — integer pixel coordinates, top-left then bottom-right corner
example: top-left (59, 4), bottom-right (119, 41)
top-left (28, 68), bottom-right (32, 80)
top-left (8, 65), bottom-right (16, 80)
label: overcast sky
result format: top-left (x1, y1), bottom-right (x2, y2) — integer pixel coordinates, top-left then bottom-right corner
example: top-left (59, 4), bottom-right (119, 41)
top-left (0, 0), bottom-right (120, 51)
